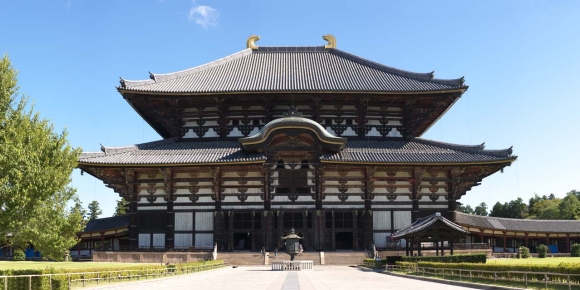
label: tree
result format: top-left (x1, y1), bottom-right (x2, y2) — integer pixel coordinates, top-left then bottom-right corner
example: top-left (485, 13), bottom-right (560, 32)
top-left (0, 54), bottom-right (81, 255)
top-left (527, 198), bottom-right (561, 220)
top-left (457, 204), bottom-right (474, 214)
top-left (15, 186), bottom-right (86, 260)
top-left (114, 198), bottom-right (129, 216)
top-left (474, 202), bottom-right (488, 216)
top-left (88, 200), bottom-right (102, 220)
top-left (70, 200), bottom-right (87, 220)
top-left (490, 202), bottom-right (506, 218)
top-left (528, 194), bottom-right (547, 210)
top-left (558, 193), bottom-right (580, 220)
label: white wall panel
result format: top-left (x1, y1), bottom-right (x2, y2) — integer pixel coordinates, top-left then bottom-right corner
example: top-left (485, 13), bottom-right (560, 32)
top-left (393, 211), bottom-right (412, 230)
top-left (273, 196), bottom-right (312, 202)
top-left (174, 234), bottom-right (193, 249)
top-left (195, 212), bottom-right (214, 231)
top-left (175, 212), bottom-right (193, 231)
top-left (373, 211), bottom-right (391, 230)
top-left (373, 233), bottom-right (390, 248)
top-left (195, 234), bottom-right (214, 249)
top-left (322, 204), bottom-right (364, 209)
top-left (138, 234), bottom-right (150, 248)
top-left (152, 234), bottom-right (165, 248)
top-left (175, 205), bottom-right (215, 210)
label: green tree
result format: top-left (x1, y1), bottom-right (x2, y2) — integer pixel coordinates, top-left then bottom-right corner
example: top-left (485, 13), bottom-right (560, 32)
top-left (474, 202), bottom-right (488, 216)
top-left (527, 198), bottom-right (561, 219)
top-left (528, 194), bottom-right (547, 210)
top-left (490, 202), bottom-right (506, 218)
top-left (114, 198), bottom-right (129, 216)
top-left (457, 204), bottom-right (474, 214)
top-left (558, 193), bottom-right (580, 220)
top-left (15, 187), bottom-right (86, 260)
top-left (0, 54), bottom-right (81, 254)
top-left (70, 200), bottom-right (87, 220)
top-left (88, 200), bottom-right (102, 220)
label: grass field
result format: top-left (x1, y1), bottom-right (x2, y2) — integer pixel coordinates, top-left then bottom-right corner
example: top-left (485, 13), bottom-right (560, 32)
top-left (0, 261), bottom-right (150, 271)
top-left (487, 257), bottom-right (580, 265)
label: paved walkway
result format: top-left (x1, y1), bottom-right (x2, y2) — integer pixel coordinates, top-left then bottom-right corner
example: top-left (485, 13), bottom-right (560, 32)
top-left (87, 266), bottom-right (476, 290)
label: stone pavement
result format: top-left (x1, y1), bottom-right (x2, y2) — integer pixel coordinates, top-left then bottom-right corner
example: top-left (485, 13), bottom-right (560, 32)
top-left (87, 266), bottom-right (476, 290)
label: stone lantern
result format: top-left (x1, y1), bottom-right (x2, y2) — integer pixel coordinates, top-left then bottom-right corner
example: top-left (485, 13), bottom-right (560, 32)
top-left (282, 227), bottom-right (302, 261)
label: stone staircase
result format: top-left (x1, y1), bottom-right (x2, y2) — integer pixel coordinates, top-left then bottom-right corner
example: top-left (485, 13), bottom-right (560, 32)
top-left (217, 251), bottom-right (366, 266)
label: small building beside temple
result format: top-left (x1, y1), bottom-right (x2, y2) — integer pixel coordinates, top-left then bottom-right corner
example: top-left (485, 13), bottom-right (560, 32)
top-left (76, 35), bottom-right (517, 256)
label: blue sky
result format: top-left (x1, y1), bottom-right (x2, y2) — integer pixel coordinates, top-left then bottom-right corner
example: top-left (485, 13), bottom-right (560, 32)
top-left (1, 0), bottom-right (579, 217)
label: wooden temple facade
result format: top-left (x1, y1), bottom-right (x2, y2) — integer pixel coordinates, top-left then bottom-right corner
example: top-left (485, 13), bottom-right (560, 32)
top-left (77, 35), bottom-right (516, 253)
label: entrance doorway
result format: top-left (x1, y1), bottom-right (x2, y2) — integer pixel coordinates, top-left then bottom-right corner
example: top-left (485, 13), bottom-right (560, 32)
top-left (335, 232), bottom-right (353, 249)
top-left (233, 233), bottom-right (252, 250)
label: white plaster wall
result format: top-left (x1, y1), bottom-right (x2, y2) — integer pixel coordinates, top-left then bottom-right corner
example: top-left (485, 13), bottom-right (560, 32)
top-left (373, 211), bottom-right (391, 230)
top-left (175, 212), bottom-right (193, 231)
top-left (195, 212), bottom-right (214, 231)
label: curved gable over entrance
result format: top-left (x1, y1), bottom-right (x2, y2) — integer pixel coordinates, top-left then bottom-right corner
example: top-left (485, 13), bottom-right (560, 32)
top-left (238, 108), bottom-right (347, 153)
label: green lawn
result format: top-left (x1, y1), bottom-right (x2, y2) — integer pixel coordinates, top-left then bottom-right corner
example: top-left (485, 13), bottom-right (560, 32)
top-left (0, 261), bottom-right (149, 271)
top-left (488, 257), bottom-right (580, 265)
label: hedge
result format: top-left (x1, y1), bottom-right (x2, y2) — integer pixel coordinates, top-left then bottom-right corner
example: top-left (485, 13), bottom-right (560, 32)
top-left (401, 253), bottom-right (486, 263)
top-left (572, 244), bottom-right (580, 257)
top-left (361, 256), bottom-right (404, 268)
top-left (0, 259), bottom-right (224, 290)
top-left (396, 261), bottom-right (580, 284)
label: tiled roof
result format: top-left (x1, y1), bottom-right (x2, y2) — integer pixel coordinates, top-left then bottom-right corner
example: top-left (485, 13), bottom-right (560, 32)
top-left (455, 212), bottom-right (580, 234)
top-left (118, 46), bottom-right (466, 94)
top-left (392, 212), bottom-right (469, 238)
top-left (82, 216), bottom-right (129, 234)
top-left (78, 137), bottom-right (514, 165)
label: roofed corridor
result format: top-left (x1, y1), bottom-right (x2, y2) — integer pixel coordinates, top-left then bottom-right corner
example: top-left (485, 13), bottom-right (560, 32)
top-left (87, 266), bottom-right (476, 290)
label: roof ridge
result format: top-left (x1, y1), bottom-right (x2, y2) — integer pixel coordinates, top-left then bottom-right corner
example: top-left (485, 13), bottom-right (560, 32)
top-left (99, 138), bottom-right (177, 156)
top-left (119, 49), bottom-right (253, 89)
top-left (328, 48), bottom-right (466, 86)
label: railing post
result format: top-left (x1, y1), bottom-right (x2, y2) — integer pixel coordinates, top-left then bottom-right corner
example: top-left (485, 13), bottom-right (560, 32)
top-left (525, 273), bottom-right (527, 288)
top-left (568, 275), bottom-right (571, 290)
top-left (28, 276), bottom-right (31, 290)
top-left (545, 274), bottom-right (548, 289)
top-left (82, 274), bottom-right (85, 287)
top-left (97, 272), bottom-right (100, 285)
top-left (68, 274), bottom-right (71, 290)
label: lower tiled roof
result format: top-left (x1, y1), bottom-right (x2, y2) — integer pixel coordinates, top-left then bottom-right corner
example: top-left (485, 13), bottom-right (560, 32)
top-left (78, 138), bottom-right (515, 166)
top-left (82, 216), bottom-right (129, 234)
top-left (392, 212), bottom-right (469, 238)
top-left (455, 212), bottom-right (580, 234)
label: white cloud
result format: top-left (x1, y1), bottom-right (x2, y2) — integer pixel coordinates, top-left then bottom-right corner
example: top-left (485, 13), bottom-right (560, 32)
top-left (188, 4), bottom-right (219, 29)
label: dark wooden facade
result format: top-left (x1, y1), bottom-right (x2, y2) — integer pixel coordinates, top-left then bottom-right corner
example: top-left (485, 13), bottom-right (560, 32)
top-left (78, 37), bottom-right (516, 252)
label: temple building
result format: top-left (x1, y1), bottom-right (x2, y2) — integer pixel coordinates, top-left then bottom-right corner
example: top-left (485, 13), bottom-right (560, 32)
top-left (77, 35), bottom-right (516, 254)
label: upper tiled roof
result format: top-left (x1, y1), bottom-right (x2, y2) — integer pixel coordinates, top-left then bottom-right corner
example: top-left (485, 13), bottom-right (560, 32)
top-left (118, 46), bottom-right (466, 94)
top-left (455, 212), bottom-right (580, 234)
top-left (392, 212), bottom-right (469, 238)
top-left (78, 137), bottom-right (514, 166)
top-left (82, 216), bottom-right (129, 234)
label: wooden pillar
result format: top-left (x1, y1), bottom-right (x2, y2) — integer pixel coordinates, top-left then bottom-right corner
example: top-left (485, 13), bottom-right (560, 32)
top-left (352, 210), bottom-right (358, 250)
top-left (441, 242), bottom-right (445, 256)
top-left (313, 210), bottom-right (320, 250)
top-left (331, 210), bottom-right (336, 250)
top-left (524, 233), bottom-right (529, 248)
top-left (567, 234), bottom-right (571, 253)
top-left (100, 232), bottom-right (105, 250)
top-left (547, 235), bottom-right (550, 248)
top-left (228, 211), bottom-right (234, 250)
top-left (405, 240), bottom-right (409, 256)
top-left (417, 241), bottom-right (421, 256)
top-left (409, 240), bottom-right (413, 256)
top-left (503, 233), bottom-right (507, 253)
top-left (450, 239), bottom-right (454, 255)
top-left (436, 241), bottom-right (439, 256)
top-left (480, 230), bottom-right (484, 244)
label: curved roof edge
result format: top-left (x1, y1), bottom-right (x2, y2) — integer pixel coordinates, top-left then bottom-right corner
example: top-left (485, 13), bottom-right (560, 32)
top-left (328, 48), bottom-right (466, 87)
top-left (239, 116), bottom-right (347, 152)
top-left (414, 138), bottom-right (514, 158)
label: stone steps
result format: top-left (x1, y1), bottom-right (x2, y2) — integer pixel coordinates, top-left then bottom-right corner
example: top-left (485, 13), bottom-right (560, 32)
top-left (217, 251), bottom-right (367, 266)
